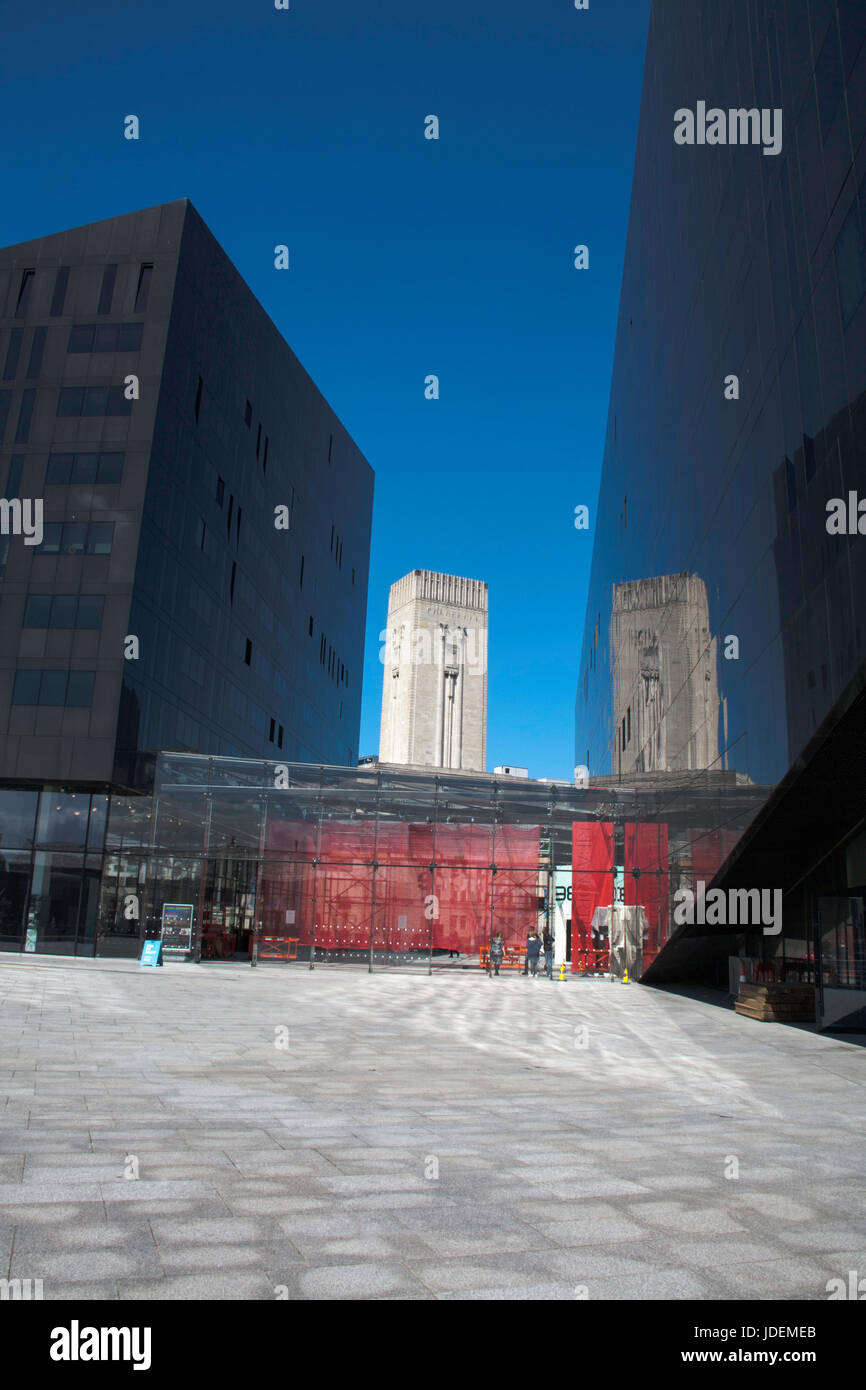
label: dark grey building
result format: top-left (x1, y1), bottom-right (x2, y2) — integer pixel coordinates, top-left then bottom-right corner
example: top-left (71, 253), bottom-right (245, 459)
top-left (576, 1), bottom-right (866, 1025)
top-left (0, 200), bottom-right (373, 955)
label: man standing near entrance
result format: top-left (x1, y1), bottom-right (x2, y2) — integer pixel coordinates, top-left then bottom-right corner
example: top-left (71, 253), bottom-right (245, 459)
top-left (525, 930), bottom-right (542, 977)
top-left (542, 925), bottom-right (553, 979)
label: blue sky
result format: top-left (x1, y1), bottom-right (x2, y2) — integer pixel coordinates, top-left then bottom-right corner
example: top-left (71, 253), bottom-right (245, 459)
top-left (0, 0), bottom-right (651, 779)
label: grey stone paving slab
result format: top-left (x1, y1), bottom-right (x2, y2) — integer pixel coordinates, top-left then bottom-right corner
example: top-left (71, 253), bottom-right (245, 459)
top-left (11, 1221), bottom-right (157, 1255)
top-left (117, 1272), bottom-right (275, 1300)
top-left (1, 959), bottom-right (864, 1300)
top-left (11, 1247), bottom-right (163, 1281)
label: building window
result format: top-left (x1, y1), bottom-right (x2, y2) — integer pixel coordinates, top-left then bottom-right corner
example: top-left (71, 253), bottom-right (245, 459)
top-left (277, 724), bottom-right (284, 749)
top-left (195, 376), bottom-right (203, 423)
top-left (26, 328), bottom-right (46, 379)
top-left (262, 436), bottom-right (268, 473)
top-left (134, 264), bottom-right (153, 313)
top-left (320, 634), bottom-right (326, 664)
top-left (244, 400), bottom-right (252, 428)
top-left (46, 452), bottom-right (123, 485)
top-left (15, 270), bottom-right (35, 318)
top-left (34, 522), bottom-right (114, 556)
top-left (15, 390), bottom-right (35, 443)
top-left (244, 639), bottom-right (252, 665)
top-left (50, 266), bottom-right (70, 317)
top-left (56, 386), bottom-right (132, 417)
top-left (23, 595), bottom-right (104, 629)
top-left (97, 264), bottom-right (118, 315)
top-left (67, 323), bottom-right (143, 353)
top-left (226, 494), bottom-right (234, 536)
top-left (12, 670), bottom-right (95, 707)
top-left (216, 476), bottom-right (224, 506)
top-left (256, 422), bottom-right (261, 458)
top-left (3, 328), bottom-right (23, 380)
top-left (308, 615), bottom-right (314, 636)
top-left (269, 718), bottom-right (275, 743)
top-left (236, 506), bottom-right (242, 544)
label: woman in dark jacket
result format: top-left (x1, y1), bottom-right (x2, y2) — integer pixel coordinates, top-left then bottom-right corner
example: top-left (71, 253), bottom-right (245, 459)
top-left (489, 932), bottom-right (505, 976)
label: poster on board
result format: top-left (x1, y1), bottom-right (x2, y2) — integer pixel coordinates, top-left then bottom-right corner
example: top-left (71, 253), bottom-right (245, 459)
top-left (161, 903), bottom-right (194, 955)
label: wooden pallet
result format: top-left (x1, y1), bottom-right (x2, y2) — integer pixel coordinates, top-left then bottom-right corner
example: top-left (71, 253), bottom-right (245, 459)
top-left (735, 981), bottom-right (815, 1022)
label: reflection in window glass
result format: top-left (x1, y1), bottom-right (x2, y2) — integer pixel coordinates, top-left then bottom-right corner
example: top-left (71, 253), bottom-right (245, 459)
top-left (64, 524), bottom-right (87, 555)
top-left (87, 523), bottom-right (114, 555)
top-left (28, 852), bottom-right (82, 950)
top-left (36, 792), bottom-right (90, 849)
top-left (0, 789), bottom-right (39, 848)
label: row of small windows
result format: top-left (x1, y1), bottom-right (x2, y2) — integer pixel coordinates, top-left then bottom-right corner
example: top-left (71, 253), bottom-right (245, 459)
top-left (33, 522), bottom-right (114, 555)
top-left (57, 386), bottom-right (132, 417)
top-left (244, 398), bottom-right (271, 475)
top-left (67, 323), bottom-right (143, 354)
top-left (318, 630), bottom-right (348, 686)
top-left (22, 594), bottom-right (104, 629)
top-left (1, 387), bottom-right (132, 439)
top-left (10, 263), bottom-right (153, 320)
top-left (11, 669), bottom-right (94, 707)
top-left (46, 452), bottom-right (123, 485)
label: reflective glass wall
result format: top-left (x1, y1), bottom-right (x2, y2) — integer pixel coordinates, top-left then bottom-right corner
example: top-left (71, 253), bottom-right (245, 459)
top-left (0, 787), bottom-right (110, 955)
top-left (576, 1), bottom-right (866, 990)
top-left (578, 0), bottom-right (866, 788)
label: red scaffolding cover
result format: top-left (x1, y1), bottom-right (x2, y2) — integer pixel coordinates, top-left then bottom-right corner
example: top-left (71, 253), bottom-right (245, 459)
top-left (571, 822), bottom-right (614, 972)
top-left (258, 819), bottom-right (540, 956)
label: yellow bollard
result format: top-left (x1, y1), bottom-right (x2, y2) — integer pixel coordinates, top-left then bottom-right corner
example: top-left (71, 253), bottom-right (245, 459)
top-left (622, 969), bottom-right (629, 984)
top-left (559, 961), bottom-right (567, 981)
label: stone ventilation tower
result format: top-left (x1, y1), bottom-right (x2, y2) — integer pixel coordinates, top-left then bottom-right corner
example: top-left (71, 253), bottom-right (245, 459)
top-left (378, 570), bottom-right (488, 771)
top-left (609, 572), bottom-right (719, 775)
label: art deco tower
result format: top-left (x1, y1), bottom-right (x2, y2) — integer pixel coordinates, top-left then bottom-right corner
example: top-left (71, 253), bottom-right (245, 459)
top-left (378, 569), bottom-right (488, 771)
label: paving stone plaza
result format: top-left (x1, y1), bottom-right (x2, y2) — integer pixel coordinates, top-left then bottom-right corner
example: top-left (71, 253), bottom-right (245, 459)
top-left (1, 957), bottom-right (864, 1301)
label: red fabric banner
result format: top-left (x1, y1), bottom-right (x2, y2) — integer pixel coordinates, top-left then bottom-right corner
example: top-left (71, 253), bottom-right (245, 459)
top-left (571, 822), bottom-right (614, 972)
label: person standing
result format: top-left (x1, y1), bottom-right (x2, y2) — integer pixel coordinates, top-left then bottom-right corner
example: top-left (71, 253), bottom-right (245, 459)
top-left (526, 930), bottom-right (542, 977)
top-left (542, 925), bottom-right (554, 979)
top-left (489, 932), bottom-right (504, 977)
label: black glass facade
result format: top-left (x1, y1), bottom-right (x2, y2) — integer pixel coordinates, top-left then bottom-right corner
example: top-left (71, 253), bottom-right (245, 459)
top-left (576, 1), bottom-right (866, 1021)
top-left (0, 199), bottom-right (373, 792)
